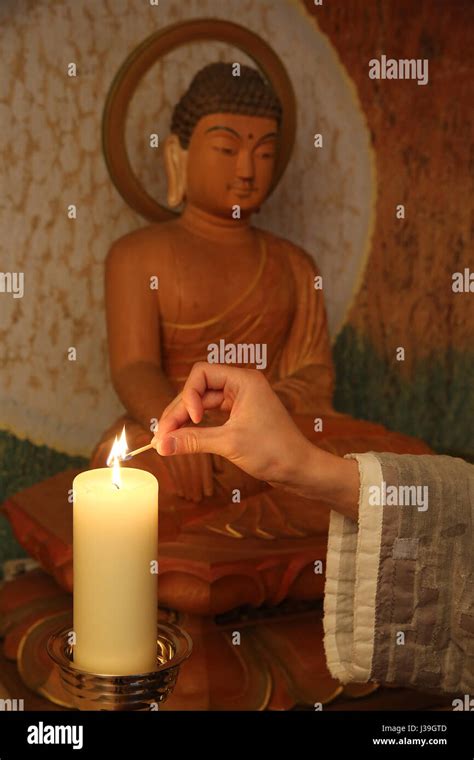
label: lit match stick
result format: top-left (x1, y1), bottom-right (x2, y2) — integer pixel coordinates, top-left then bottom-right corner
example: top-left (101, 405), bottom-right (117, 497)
top-left (121, 442), bottom-right (156, 461)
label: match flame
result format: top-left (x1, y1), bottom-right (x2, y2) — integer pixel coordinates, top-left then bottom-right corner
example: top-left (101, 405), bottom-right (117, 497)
top-left (106, 426), bottom-right (128, 488)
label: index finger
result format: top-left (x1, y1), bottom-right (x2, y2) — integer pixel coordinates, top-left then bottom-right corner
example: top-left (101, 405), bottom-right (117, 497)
top-left (156, 363), bottom-right (239, 440)
top-left (156, 388), bottom-right (224, 439)
top-left (155, 395), bottom-right (193, 440)
top-left (181, 362), bottom-right (240, 412)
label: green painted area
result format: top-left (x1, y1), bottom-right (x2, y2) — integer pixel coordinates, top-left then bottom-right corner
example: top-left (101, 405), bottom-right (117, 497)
top-left (333, 326), bottom-right (474, 462)
top-left (0, 514), bottom-right (28, 574)
top-left (0, 431), bottom-right (87, 578)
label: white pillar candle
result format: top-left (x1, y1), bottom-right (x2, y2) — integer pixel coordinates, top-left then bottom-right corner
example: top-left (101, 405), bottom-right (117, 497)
top-left (73, 466), bottom-right (158, 675)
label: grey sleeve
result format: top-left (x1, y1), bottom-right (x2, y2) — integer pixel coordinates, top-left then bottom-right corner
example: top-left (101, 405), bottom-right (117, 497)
top-left (323, 451), bottom-right (474, 695)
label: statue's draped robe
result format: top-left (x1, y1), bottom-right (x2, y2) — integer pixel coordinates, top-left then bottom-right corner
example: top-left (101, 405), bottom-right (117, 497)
top-left (91, 228), bottom-right (430, 540)
top-left (324, 452), bottom-right (474, 694)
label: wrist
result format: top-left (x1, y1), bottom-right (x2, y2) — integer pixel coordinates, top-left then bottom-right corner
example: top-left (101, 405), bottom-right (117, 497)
top-left (287, 442), bottom-right (359, 520)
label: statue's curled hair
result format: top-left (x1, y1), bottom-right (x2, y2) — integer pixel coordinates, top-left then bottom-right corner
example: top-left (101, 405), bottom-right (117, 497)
top-left (171, 62), bottom-right (282, 148)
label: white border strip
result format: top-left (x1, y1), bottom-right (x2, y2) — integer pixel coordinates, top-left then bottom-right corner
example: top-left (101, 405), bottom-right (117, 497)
top-left (323, 452), bottom-right (384, 683)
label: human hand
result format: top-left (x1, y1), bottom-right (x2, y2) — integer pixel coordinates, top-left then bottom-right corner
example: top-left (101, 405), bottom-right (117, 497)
top-left (152, 363), bottom-right (315, 492)
top-left (152, 363), bottom-right (360, 518)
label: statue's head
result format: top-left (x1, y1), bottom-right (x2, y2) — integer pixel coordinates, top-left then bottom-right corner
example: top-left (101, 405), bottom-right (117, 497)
top-left (164, 62), bottom-right (282, 218)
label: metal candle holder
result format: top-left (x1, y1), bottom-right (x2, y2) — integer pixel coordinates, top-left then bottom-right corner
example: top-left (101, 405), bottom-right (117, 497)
top-left (47, 622), bottom-right (192, 711)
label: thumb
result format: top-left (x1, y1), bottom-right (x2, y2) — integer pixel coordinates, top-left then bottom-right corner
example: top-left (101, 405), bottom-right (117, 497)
top-left (156, 425), bottom-right (226, 457)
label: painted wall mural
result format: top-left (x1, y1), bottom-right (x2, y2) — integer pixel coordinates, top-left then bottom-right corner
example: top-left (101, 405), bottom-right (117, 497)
top-left (1, 0), bottom-right (374, 456)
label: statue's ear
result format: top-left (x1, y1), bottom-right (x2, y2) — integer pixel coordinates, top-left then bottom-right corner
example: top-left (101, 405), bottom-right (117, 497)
top-left (164, 134), bottom-right (187, 207)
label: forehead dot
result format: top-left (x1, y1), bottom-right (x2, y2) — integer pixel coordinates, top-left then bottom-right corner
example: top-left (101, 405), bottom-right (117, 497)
top-left (248, 133), bottom-right (254, 139)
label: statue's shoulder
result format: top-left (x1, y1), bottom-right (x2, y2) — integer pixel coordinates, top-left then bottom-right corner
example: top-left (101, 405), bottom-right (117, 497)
top-left (258, 228), bottom-right (319, 272)
top-left (107, 223), bottom-right (175, 262)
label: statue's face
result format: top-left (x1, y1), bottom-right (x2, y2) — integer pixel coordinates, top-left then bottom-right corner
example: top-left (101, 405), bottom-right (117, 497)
top-left (185, 112), bottom-right (278, 218)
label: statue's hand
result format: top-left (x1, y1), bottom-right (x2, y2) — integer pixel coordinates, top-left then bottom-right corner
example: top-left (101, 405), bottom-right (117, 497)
top-left (167, 452), bottom-right (214, 502)
top-left (199, 409), bottom-right (228, 474)
top-left (165, 409), bottom-right (226, 501)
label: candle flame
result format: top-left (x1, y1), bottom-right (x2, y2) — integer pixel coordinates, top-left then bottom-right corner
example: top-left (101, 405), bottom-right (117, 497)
top-left (106, 426), bottom-right (128, 488)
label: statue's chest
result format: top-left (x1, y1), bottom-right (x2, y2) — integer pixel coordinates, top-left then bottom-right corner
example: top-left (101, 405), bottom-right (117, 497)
top-left (160, 245), bottom-right (294, 329)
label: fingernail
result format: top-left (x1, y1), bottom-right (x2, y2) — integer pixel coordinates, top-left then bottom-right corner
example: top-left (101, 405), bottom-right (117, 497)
top-left (159, 436), bottom-right (177, 456)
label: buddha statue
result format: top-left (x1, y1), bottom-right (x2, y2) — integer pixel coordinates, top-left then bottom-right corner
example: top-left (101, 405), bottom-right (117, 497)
top-left (90, 62), bottom-right (429, 549)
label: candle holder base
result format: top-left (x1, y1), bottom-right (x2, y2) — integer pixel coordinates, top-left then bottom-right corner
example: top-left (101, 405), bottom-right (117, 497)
top-left (47, 622), bottom-right (192, 711)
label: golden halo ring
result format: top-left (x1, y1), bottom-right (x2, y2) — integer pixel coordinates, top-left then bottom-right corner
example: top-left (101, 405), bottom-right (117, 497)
top-left (102, 18), bottom-right (296, 222)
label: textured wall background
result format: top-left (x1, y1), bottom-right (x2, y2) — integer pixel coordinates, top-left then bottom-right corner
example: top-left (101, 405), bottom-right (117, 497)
top-left (0, 0), bottom-right (374, 455)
